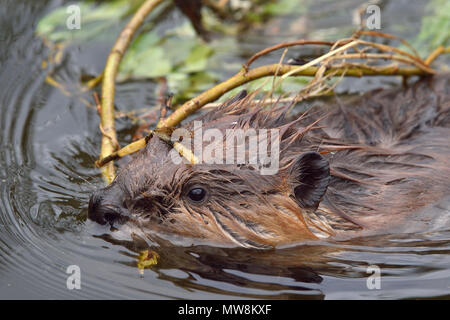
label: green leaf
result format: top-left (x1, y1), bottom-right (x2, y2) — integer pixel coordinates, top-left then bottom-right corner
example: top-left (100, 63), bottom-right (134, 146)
top-left (415, 0), bottom-right (450, 55)
top-left (167, 72), bottom-right (218, 102)
top-left (121, 46), bottom-right (172, 78)
top-left (179, 44), bottom-right (214, 73)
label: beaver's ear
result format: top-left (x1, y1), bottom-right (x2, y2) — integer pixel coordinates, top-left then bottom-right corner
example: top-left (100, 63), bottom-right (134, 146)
top-left (289, 151), bottom-right (330, 210)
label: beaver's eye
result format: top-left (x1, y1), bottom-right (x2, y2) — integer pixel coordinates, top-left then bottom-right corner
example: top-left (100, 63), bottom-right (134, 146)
top-left (187, 187), bottom-right (207, 203)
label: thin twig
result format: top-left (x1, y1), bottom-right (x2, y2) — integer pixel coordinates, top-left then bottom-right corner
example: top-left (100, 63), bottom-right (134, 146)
top-left (243, 40), bottom-right (339, 71)
top-left (424, 45), bottom-right (446, 65)
top-left (355, 30), bottom-right (420, 58)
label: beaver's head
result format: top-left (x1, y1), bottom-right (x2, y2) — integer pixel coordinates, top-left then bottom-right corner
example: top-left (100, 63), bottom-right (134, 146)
top-left (88, 93), bottom-right (331, 248)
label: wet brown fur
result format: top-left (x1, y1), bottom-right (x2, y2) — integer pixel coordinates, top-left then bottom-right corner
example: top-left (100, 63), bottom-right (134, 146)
top-left (90, 75), bottom-right (450, 248)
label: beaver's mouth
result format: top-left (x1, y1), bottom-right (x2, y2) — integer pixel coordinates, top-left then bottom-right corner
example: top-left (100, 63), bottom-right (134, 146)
top-left (90, 204), bottom-right (129, 226)
top-left (88, 186), bottom-right (130, 227)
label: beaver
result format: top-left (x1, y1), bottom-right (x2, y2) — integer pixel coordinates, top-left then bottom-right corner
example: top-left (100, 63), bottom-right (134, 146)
top-left (88, 75), bottom-right (450, 249)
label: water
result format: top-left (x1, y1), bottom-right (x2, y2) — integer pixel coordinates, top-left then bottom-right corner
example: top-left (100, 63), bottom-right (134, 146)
top-left (0, 0), bottom-right (449, 299)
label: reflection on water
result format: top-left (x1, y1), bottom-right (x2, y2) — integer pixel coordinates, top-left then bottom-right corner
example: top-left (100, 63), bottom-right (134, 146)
top-left (0, 0), bottom-right (449, 299)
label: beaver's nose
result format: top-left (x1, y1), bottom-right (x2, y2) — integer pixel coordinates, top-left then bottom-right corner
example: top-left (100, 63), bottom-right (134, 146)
top-left (88, 185), bottom-right (127, 226)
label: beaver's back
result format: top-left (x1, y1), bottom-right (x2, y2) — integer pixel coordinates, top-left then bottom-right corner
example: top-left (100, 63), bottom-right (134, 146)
top-left (302, 75), bottom-right (450, 235)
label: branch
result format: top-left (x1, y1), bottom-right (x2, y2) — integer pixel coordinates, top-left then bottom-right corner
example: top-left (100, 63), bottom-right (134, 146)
top-left (156, 64), bottom-right (429, 129)
top-left (99, 0), bottom-right (165, 184)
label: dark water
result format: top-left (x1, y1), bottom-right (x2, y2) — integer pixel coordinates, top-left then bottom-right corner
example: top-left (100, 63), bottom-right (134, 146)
top-left (0, 0), bottom-right (449, 299)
